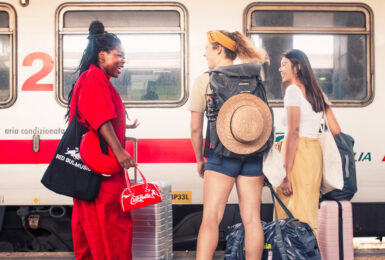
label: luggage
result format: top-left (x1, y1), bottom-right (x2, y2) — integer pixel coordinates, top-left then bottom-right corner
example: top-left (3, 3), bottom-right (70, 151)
top-left (318, 200), bottom-right (354, 260)
top-left (131, 180), bottom-right (173, 260)
top-left (225, 183), bottom-right (321, 260)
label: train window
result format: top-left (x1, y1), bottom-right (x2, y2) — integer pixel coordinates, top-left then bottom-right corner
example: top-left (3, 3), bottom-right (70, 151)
top-left (57, 3), bottom-right (187, 107)
top-left (63, 10), bottom-right (180, 28)
top-left (251, 11), bottom-right (365, 28)
top-left (0, 6), bottom-right (15, 108)
top-left (245, 3), bottom-right (373, 106)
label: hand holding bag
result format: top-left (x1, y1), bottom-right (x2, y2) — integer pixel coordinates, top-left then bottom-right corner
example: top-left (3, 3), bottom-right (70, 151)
top-left (263, 144), bottom-right (286, 188)
top-left (319, 114), bottom-right (344, 194)
top-left (121, 166), bottom-right (163, 211)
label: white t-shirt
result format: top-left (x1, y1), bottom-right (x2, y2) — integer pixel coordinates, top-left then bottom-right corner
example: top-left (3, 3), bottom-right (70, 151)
top-left (282, 84), bottom-right (322, 138)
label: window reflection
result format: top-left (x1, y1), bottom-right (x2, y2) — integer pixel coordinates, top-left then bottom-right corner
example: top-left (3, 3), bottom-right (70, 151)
top-left (0, 35), bottom-right (10, 102)
top-left (247, 4), bottom-right (372, 105)
top-left (251, 34), bottom-right (366, 101)
top-left (251, 11), bottom-right (365, 28)
top-left (293, 35), bottom-right (333, 69)
top-left (62, 34), bottom-right (181, 102)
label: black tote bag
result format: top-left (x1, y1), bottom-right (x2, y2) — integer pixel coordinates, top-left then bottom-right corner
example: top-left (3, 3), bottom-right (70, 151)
top-left (41, 108), bottom-right (102, 202)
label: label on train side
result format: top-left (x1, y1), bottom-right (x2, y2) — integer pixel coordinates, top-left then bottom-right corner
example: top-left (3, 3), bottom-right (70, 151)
top-left (172, 191), bottom-right (192, 203)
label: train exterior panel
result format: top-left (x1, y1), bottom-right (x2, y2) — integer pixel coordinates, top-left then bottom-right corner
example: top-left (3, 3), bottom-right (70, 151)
top-left (0, 0), bottom-right (384, 251)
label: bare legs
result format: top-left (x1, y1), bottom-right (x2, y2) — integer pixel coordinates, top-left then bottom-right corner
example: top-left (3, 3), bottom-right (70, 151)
top-left (237, 175), bottom-right (265, 260)
top-left (196, 171), bottom-right (264, 260)
top-left (196, 170), bottom-right (234, 260)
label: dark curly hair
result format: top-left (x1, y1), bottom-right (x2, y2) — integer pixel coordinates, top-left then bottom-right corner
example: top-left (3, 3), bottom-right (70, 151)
top-left (65, 20), bottom-right (121, 121)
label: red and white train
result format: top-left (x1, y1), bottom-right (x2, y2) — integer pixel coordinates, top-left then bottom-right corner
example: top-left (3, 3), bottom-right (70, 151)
top-left (0, 0), bottom-right (384, 251)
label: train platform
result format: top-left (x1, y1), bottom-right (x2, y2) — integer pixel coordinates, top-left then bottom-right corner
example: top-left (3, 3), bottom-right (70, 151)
top-left (0, 238), bottom-right (383, 260)
top-left (0, 249), bottom-right (385, 259)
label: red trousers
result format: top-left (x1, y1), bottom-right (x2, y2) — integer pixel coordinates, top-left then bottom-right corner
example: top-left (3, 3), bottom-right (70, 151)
top-left (72, 187), bottom-right (132, 260)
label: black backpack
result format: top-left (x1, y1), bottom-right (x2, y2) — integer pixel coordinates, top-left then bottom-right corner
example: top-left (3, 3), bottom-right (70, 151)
top-left (204, 63), bottom-right (274, 159)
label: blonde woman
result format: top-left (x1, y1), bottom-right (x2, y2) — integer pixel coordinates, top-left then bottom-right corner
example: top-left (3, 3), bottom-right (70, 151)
top-left (189, 30), bottom-right (268, 260)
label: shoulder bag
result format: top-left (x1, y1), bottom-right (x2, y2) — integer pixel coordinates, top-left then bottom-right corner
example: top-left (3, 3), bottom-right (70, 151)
top-left (321, 132), bottom-right (357, 200)
top-left (263, 142), bottom-right (286, 188)
top-left (319, 113), bottom-right (344, 194)
top-left (41, 108), bottom-right (102, 201)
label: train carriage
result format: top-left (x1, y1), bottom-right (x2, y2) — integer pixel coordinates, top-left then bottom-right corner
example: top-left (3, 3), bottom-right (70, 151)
top-left (0, 0), bottom-right (384, 252)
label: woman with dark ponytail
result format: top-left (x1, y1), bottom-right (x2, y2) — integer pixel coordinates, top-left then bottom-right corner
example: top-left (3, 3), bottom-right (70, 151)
top-left (276, 49), bottom-right (341, 237)
top-left (68, 21), bottom-right (134, 260)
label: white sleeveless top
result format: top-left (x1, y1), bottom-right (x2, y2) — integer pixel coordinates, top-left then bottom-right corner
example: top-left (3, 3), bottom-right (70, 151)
top-left (282, 84), bottom-right (322, 138)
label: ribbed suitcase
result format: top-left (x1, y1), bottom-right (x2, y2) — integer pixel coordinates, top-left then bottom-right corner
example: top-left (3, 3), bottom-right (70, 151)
top-left (131, 180), bottom-right (173, 260)
top-left (318, 200), bottom-right (354, 260)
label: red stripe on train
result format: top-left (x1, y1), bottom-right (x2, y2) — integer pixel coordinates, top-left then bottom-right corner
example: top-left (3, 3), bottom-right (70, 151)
top-left (0, 139), bottom-right (197, 164)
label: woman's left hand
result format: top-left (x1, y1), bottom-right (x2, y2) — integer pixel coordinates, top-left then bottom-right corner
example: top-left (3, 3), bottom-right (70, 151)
top-left (280, 176), bottom-right (293, 196)
top-left (126, 119), bottom-right (140, 129)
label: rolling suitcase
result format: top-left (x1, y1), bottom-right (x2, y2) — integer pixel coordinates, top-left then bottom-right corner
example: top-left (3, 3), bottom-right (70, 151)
top-left (318, 200), bottom-right (354, 260)
top-left (131, 180), bottom-right (173, 260)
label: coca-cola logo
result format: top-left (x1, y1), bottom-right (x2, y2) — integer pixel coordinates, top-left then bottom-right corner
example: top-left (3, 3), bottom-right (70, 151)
top-left (123, 188), bottom-right (161, 205)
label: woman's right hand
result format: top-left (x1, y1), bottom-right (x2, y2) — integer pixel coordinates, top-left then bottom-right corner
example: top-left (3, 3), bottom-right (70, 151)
top-left (280, 176), bottom-right (292, 196)
top-left (197, 160), bottom-right (206, 178)
top-left (115, 148), bottom-right (135, 169)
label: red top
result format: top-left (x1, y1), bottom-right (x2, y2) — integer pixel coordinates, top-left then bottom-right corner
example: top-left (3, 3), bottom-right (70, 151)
top-left (69, 64), bottom-right (127, 195)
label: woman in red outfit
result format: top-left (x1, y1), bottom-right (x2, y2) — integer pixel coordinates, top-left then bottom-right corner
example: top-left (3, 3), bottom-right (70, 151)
top-left (66, 21), bottom-right (136, 260)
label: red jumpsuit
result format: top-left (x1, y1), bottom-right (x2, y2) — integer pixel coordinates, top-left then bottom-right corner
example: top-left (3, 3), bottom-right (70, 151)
top-left (69, 64), bottom-right (132, 260)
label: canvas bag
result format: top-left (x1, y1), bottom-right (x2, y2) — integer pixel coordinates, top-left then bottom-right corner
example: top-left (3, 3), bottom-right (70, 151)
top-left (321, 132), bottom-right (357, 200)
top-left (319, 114), bottom-right (344, 194)
top-left (263, 144), bottom-right (286, 188)
top-left (204, 63), bottom-right (274, 159)
top-left (41, 108), bottom-right (102, 201)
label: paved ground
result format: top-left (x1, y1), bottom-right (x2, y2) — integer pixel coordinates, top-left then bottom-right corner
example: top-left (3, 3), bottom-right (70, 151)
top-left (1, 249), bottom-right (385, 259)
top-left (0, 238), bottom-right (384, 260)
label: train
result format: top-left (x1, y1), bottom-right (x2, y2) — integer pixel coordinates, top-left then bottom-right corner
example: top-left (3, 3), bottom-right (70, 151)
top-left (0, 0), bottom-right (384, 252)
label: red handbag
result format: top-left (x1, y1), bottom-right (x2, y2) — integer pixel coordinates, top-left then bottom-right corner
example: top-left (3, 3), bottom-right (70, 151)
top-left (121, 166), bottom-right (163, 212)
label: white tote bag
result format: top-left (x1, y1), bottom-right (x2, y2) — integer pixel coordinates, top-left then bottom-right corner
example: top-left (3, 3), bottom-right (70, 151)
top-left (263, 145), bottom-right (286, 188)
top-left (319, 114), bottom-right (343, 194)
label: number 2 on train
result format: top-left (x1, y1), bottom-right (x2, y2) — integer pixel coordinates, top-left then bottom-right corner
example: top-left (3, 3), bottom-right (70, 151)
top-left (22, 52), bottom-right (54, 91)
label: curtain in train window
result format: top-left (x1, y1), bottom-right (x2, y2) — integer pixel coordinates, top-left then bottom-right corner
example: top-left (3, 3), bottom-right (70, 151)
top-left (246, 5), bottom-right (373, 106)
top-left (0, 9), bottom-right (14, 107)
top-left (58, 7), bottom-right (186, 106)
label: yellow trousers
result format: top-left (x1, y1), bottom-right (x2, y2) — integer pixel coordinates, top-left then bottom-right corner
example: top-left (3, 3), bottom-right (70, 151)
top-left (276, 137), bottom-right (322, 235)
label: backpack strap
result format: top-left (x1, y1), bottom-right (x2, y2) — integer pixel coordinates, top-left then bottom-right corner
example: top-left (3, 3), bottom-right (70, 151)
top-left (203, 126), bottom-right (211, 157)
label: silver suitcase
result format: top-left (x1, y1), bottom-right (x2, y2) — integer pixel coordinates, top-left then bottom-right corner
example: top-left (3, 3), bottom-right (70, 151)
top-left (131, 180), bottom-right (173, 260)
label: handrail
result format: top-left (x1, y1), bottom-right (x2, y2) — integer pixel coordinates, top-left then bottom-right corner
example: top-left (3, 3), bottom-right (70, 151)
top-left (125, 137), bottom-right (137, 183)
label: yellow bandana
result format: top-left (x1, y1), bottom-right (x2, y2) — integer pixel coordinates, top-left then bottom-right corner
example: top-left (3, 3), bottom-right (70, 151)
top-left (207, 31), bottom-right (236, 52)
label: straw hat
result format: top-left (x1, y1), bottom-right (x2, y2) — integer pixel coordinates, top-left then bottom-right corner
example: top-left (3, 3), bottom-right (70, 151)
top-left (216, 93), bottom-right (272, 155)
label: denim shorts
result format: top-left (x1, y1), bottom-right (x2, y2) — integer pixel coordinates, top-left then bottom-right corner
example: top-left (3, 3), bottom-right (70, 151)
top-left (204, 150), bottom-right (263, 178)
